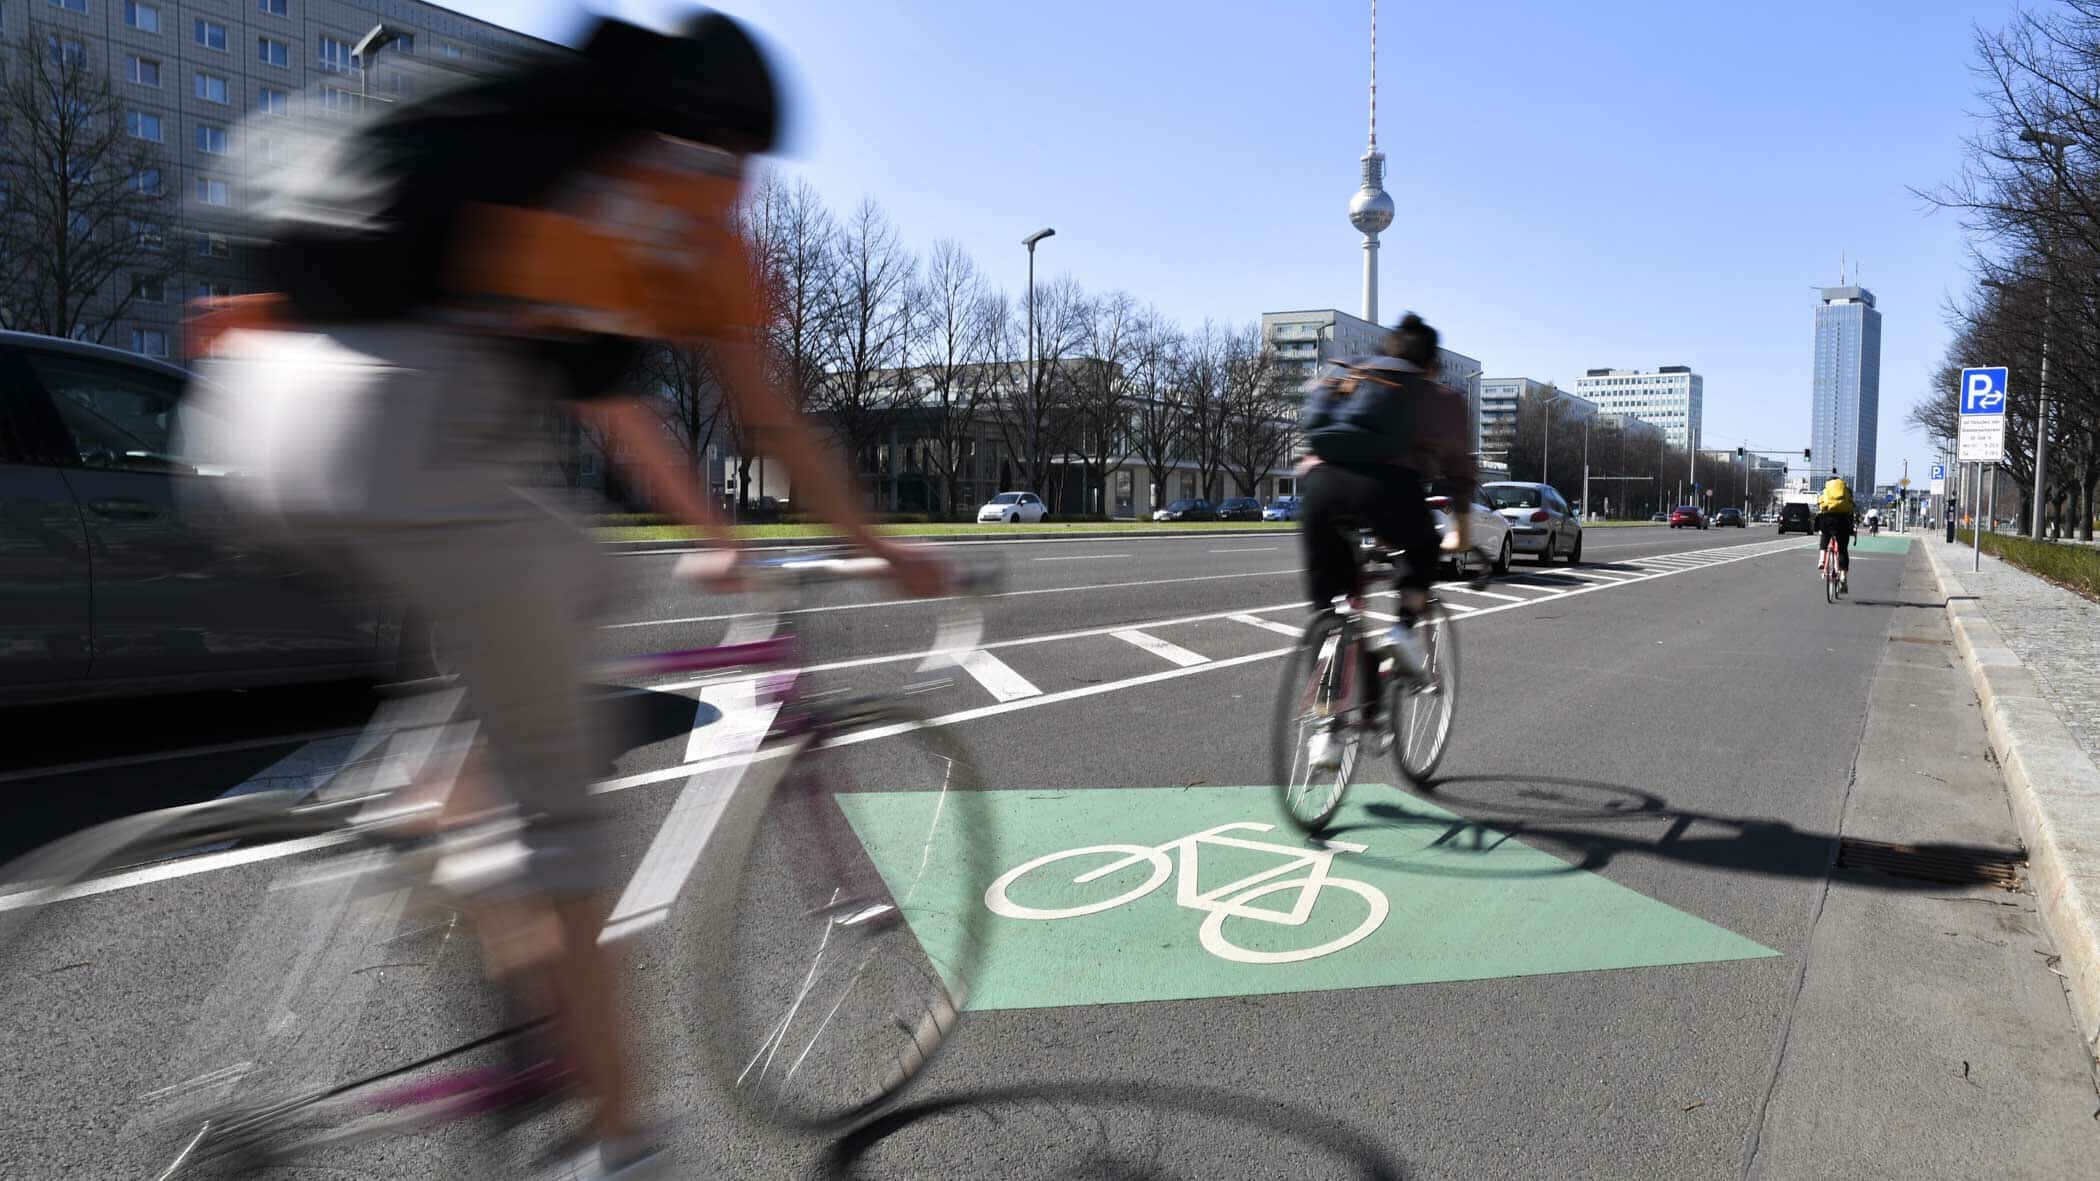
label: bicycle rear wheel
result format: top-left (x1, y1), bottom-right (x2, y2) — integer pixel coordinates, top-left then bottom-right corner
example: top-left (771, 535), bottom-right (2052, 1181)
top-left (1825, 552), bottom-right (1839, 603)
top-left (1391, 600), bottom-right (1458, 783)
top-left (1272, 612), bottom-right (1361, 833)
top-left (685, 705), bottom-right (995, 1132)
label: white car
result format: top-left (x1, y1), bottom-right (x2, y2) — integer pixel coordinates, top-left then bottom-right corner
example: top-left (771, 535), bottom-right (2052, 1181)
top-left (977, 491), bottom-right (1048, 524)
top-left (1427, 482), bottom-right (1513, 576)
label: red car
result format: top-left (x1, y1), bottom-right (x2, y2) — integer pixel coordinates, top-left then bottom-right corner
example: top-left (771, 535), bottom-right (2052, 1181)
top-left (1669, 505), bottom-right (1708, 530)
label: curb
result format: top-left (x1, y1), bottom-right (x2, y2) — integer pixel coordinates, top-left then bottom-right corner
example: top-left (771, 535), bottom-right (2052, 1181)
top-left (1921, 540), bottom-right (2100, 1062)
top-left (595, 526), bottom-right (1300, 554)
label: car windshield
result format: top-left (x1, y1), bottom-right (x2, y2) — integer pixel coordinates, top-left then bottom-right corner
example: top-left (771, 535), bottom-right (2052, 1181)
top-left (990, 493), bottom-right (1022, 505)
top-left (1483, 486), bottom-right (1543, 509)
top-left (1675, 506), bottom-right (1698, 513)
top-left (1168, 500), bottom-right (1196, 509)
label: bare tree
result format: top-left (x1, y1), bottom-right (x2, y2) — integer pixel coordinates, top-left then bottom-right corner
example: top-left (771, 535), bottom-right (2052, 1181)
top-left (990, 274), bottom-right (1087, 499)
top-left (816, 198), bottom-right (919, 509)
top-left (911, 240), bottom-right (1001, 518)
top-left (1126, 311), bottom-right (1190, 512)
top-left (1176, 321), bottom-right (1231, 502)
top-left (1218, 324), bottom-right (1289, 497)
top-left (1066, 291), bottom-right (1140, 516)
top-left (0, 27), bottom-right (179, 339)
top-left (739, 171), bottom-right (838, 510)
top-left (639, 342), bottom-right (727, 480)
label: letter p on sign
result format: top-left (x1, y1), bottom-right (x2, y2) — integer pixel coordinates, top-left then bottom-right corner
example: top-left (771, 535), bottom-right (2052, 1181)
top-left (1960, 367), bottom-right (2008, 414)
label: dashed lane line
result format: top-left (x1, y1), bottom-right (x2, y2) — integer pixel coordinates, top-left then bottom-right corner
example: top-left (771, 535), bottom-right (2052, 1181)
top-left (950, 649), bottom-right (1042, 702)
top-left (1111, 629), bottom-right (1210, 668)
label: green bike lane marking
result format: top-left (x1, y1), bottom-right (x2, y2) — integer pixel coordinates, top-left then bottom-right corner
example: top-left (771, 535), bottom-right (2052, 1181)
top-left (1850, 535), bottom-right (1914, 555)
top-left (840, 785), bottom-right (1777, 1011)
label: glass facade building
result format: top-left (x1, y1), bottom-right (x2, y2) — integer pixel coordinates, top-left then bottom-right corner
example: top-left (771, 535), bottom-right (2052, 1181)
top-left (1810, 286), bottom-right (1881, 495)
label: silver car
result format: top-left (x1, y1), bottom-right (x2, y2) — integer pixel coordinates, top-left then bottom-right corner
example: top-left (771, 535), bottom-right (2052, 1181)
top-left (1481, 481), bottom-right (1584, 564)
top-left (1370, 481), bottom-right (1511, 576)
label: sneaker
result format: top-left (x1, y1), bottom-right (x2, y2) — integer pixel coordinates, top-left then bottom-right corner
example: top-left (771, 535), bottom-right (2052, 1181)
top-left (1384, 623), bottom-right (1428, 681)
top-left (1839, 572), bottom-right (1848, 594)
top-left (1306, 725), bottom-right (1344, 773)
top-left (1817, 553), bottom-right (1827, 573)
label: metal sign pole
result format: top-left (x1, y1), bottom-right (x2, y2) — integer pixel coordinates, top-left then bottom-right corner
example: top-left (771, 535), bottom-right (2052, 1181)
top-left (1974, 462), bottom-right (1984, 572)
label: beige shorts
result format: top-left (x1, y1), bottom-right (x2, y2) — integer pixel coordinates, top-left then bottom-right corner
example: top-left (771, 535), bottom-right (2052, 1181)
top-left (190, 325), bottom-right (612, 896)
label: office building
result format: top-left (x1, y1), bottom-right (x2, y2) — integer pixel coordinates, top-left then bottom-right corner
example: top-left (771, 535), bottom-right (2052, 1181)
top-left (20, 0), bottom-right (550, 359)
top-left (1262, 307), bottom-right (1483, 450)
top-left (1573, 366), bottom-right (1703, 452)
top-left (1810, 285), bottom-right (1881, 494)
top-left (1478, 377), bottom-right (1595, 461)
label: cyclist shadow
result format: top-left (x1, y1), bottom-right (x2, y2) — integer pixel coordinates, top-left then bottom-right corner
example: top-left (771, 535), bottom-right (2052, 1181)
top-left (1316, 774), bottom-right (2020, 890)
top-left (818, 1078), bottom-right (1409, 1179)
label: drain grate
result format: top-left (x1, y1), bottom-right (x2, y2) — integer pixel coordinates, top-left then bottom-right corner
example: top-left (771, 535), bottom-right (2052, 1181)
top-left (1836, 838), bottom-right (2024, 888)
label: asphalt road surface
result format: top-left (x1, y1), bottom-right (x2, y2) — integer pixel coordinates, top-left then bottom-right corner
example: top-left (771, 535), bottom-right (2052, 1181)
top-left (3, 524), bottom-right (2094, 1179)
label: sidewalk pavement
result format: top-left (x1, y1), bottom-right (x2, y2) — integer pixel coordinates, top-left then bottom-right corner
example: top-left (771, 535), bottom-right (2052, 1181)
top-left (1923, 534), bottom-right (2100, 1062)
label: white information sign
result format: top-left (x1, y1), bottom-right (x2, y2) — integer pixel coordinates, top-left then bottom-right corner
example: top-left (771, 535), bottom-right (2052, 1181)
top-left (1929, 462), bottom-right (1946, 495)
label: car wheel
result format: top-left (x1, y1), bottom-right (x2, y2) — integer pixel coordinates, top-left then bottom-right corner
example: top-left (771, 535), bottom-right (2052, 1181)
top-left (1537, 533), bottom-right (1556, 565)
top-left (1568, 531), bottom-right (1582, 564)
top-left (1493, 536), bottom-right (1511, 575)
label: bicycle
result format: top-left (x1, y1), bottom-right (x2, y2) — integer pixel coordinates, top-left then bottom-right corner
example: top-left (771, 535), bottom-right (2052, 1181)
top-left (985, 821), bottom-right (1388, 964)
top-left (1271, 535), bottom-right (1468, 833)
top-left (0, 553), bottom-right (1001, 1177)
top-left (1823, 533), bottom-right (1843, 602)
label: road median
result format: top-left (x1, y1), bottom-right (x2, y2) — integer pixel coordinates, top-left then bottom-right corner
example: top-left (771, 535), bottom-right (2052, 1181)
top-left (1922, 537), bottom-right (2100, 1063)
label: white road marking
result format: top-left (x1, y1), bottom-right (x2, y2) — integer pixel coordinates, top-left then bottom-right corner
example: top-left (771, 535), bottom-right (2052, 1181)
top-left (681, 679), bottom-right (775, 765)
top-left (211, 735), bottom-right (362, 799)
top-left (19, 538), bottom-right (1813, 901)
top-left (1559, 570), bottom-right (1629, 583)
top-left (1440, 585), bottom-right (1528, 603)
top-left (0, 727), bottom-right (363, 785)
top-left (1111, 629), bottom-right (1210, 667)
top-left (951, 649), bottom-right (1042, 701)
top-left (1209, 546), bottom-right (1280, 554)
top-left (1437, 600), bottom-right (1479, 612)
top-left (601, 566), bottom-right (1295, 630)
top-left (1033, 553), bottom-right (1130, 562)
top-left (1232, 613), bottom-right (1304, 638)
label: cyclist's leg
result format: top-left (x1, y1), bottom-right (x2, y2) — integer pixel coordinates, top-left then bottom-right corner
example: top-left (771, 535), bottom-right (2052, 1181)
top-left (1836, 526), bottom-right (1851, 573)
top-left (1362, 463), bottom-right (1438, 611)
top-left (1298, 465), bottom-right (1358, 609)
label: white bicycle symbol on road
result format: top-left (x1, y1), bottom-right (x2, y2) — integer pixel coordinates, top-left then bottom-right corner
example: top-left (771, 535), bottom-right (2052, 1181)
top-left (983, 822), bottom-right (1390, 964)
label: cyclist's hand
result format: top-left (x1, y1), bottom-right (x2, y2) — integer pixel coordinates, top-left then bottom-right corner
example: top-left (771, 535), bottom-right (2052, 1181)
top-left (869, 541), bottom-right (952, 598)
top-left (1442, 516), bottom-right (1472, 554)
top-left (675, 548), bottom-right (750, 594)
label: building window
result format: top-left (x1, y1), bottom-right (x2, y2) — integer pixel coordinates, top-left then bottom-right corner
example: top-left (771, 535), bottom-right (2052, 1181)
top-left (195, 123), bottom-right (228, 154)
top-left (195, 282), bottom-right (231, 303)
top-left (258, 86), bottom-right (288, 115)
top-left (194, 18), bottom-right (226, 50)
top-left (317, 34), bottom-right (352, 73)
top-left (48, 0), bottom-right (88, 13)
top-left (132, 167), bottom-right (161, 193)
top-left (123, 0), bottom-right (158, 31)
top-left (194, 175), bottom-right (229, 205)
top-left (439, 43), bottom-right (463, 60)
top-left (126, 110), bottom-right (162, 142)
top-left (131, 276), bottom-right (165, 303)
top-left (258, 37), bottom-right (289, 67)
top-left (319, 85), bottom-right (360, 112)
top-left (393, 33), bottom-right (413, 54)
top-left (126, 55), bottom-right (160, 85)
top-left (47, 34), bottom-right (87, 65)
top-left (130, 219), bottom-right (162, 247)
top-left (194, 71), bottom-right (228, 104)
top-left (195, 232), bottom-right (229, 257)
top-left (131, 328), bottom-right (170, 358)
top-left (257, 0), bottom-right (286, 14)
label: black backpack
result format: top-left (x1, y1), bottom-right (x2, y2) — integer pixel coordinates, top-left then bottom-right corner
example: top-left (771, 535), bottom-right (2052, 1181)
top-left (1300, 359), bottom-right (1421, 465)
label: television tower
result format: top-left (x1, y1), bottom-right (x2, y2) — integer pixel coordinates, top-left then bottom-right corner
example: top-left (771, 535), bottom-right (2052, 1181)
top-left (1348, 0), bottom-right (1394, 326)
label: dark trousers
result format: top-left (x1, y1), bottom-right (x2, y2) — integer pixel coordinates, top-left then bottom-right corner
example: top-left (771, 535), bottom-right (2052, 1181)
top-left (1300, 461), bottom-right (1439, 607)
top-left (1816, 512), bottom-right (1853, 572)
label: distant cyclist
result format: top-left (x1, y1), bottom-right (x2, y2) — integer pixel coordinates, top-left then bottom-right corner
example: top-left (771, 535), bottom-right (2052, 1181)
top-left (1295, 313), bottom-right (1477, 766)
top-left (187, 15), bottom-right (943, 1178)
top-left (1864, 506), bottom-right (1881, 536)
top-left (1815, 473), bottom-right (1857, 592)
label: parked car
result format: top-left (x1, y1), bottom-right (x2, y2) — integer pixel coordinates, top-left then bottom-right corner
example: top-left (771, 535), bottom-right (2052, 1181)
top-left (1216, 496), bottom-right (1263, 522)
top-left (976, 491), bottom-right (1048, 524)
top-left (1480, 481), bottom-right (1584, 564)
top-left (1776, 503), bottom-right (1815, 535)
top-left (0, 331), bottom-right (411, 704)
top-left (1262, 496), bottom-right (1301, 522)
top-left (1423, 480), bottom-right (1514, 576)
top-left (1649, 512), bottom-right (1669, 522)
top-left (1669, 505), bottom-right (1708, 530)
top-left (1153, 498), bottom-right (1216, 522)
top-left (1713, 508), bottom-right (1745, 528)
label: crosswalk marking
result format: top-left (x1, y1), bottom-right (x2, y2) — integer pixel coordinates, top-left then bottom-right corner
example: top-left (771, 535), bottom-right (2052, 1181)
top-left (954, 649), bottom-right (1043, 701)
top-left (1233, 613), bottom-right (1304, 638)
top-left (1438, 599), bottom-right (1479, 612)
top-left (1441, 585), bottom-right (1527, 603)
top-left (1560, 570), bottom-right (1627, 582)
top-left (1112, 629), bottom-right (1210, 667)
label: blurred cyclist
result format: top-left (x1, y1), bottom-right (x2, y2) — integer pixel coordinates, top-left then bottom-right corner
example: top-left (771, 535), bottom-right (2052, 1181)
top-left (1815, 472), bottom-right (1856, 592)
top-left (1296, 313), bottom-right (1477, 767)
top-left (186, 14), bottom-right (942, 1177)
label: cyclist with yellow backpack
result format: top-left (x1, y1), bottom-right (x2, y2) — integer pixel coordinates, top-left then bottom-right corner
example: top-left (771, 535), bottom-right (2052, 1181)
top-left (1814, 473), bottom-right (1857, 593)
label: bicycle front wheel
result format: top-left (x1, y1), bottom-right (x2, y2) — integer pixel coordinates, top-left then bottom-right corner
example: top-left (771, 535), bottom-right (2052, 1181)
top-left (1391, 600), bottom-right (1458, 783)
top-left (685, 705), bottom-right (995, 1133)
top-left (1272, 612), bottom-right (1360, 833)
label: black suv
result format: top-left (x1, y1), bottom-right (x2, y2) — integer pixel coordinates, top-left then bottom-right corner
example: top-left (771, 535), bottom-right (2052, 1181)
top-left (1216, 497), bottom-right (1263, 521)
top-left (1777, 503), bottom-right (1814, 535)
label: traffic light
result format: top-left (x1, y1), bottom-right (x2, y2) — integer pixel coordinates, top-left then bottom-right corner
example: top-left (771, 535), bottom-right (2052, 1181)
top-left (1736, 447), bottom-right (1744, 459)
top-left (1802, 448), bottom-right (1812, 459)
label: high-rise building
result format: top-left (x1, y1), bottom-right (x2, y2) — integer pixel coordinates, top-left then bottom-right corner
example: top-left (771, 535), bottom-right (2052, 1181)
top-left (1477, 377), bottom-right (1594, 461)
top-left (18, 0), bottom-right (551, 360)
top-left (1810, 285), bottom-right (1881, 493)
top-left (1572, 366), bottom-right (1703, 453)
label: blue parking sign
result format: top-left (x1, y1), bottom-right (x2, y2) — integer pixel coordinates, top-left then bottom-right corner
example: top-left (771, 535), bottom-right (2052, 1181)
top-left (1930, 463), bottom-right (1946, 481)
top-left (1959, 368), bottom-right (2008, 415)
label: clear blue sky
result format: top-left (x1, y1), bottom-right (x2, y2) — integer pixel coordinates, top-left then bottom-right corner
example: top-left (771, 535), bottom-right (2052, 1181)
top-left (457, 0), bottom-right (2017, 488)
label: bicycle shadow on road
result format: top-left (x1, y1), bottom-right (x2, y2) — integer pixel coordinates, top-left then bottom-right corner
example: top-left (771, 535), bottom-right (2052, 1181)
top-left (1316, 774), bottom-right (2021, 891)
top-left (818, 1078), bottom-right (1409, 1180)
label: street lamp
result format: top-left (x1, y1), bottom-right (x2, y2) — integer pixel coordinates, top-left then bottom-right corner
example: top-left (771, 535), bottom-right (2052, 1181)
top-left (1022, 228), bottom-right (1055, 496)
top-left (353, 24), bottom-right (402, 104)
top-left (2018, 127), bottom-right (2072, 539)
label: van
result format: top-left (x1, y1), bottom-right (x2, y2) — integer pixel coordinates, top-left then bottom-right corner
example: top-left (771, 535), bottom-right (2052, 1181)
top-left (1777, 503), bottom-right (1815, 535)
